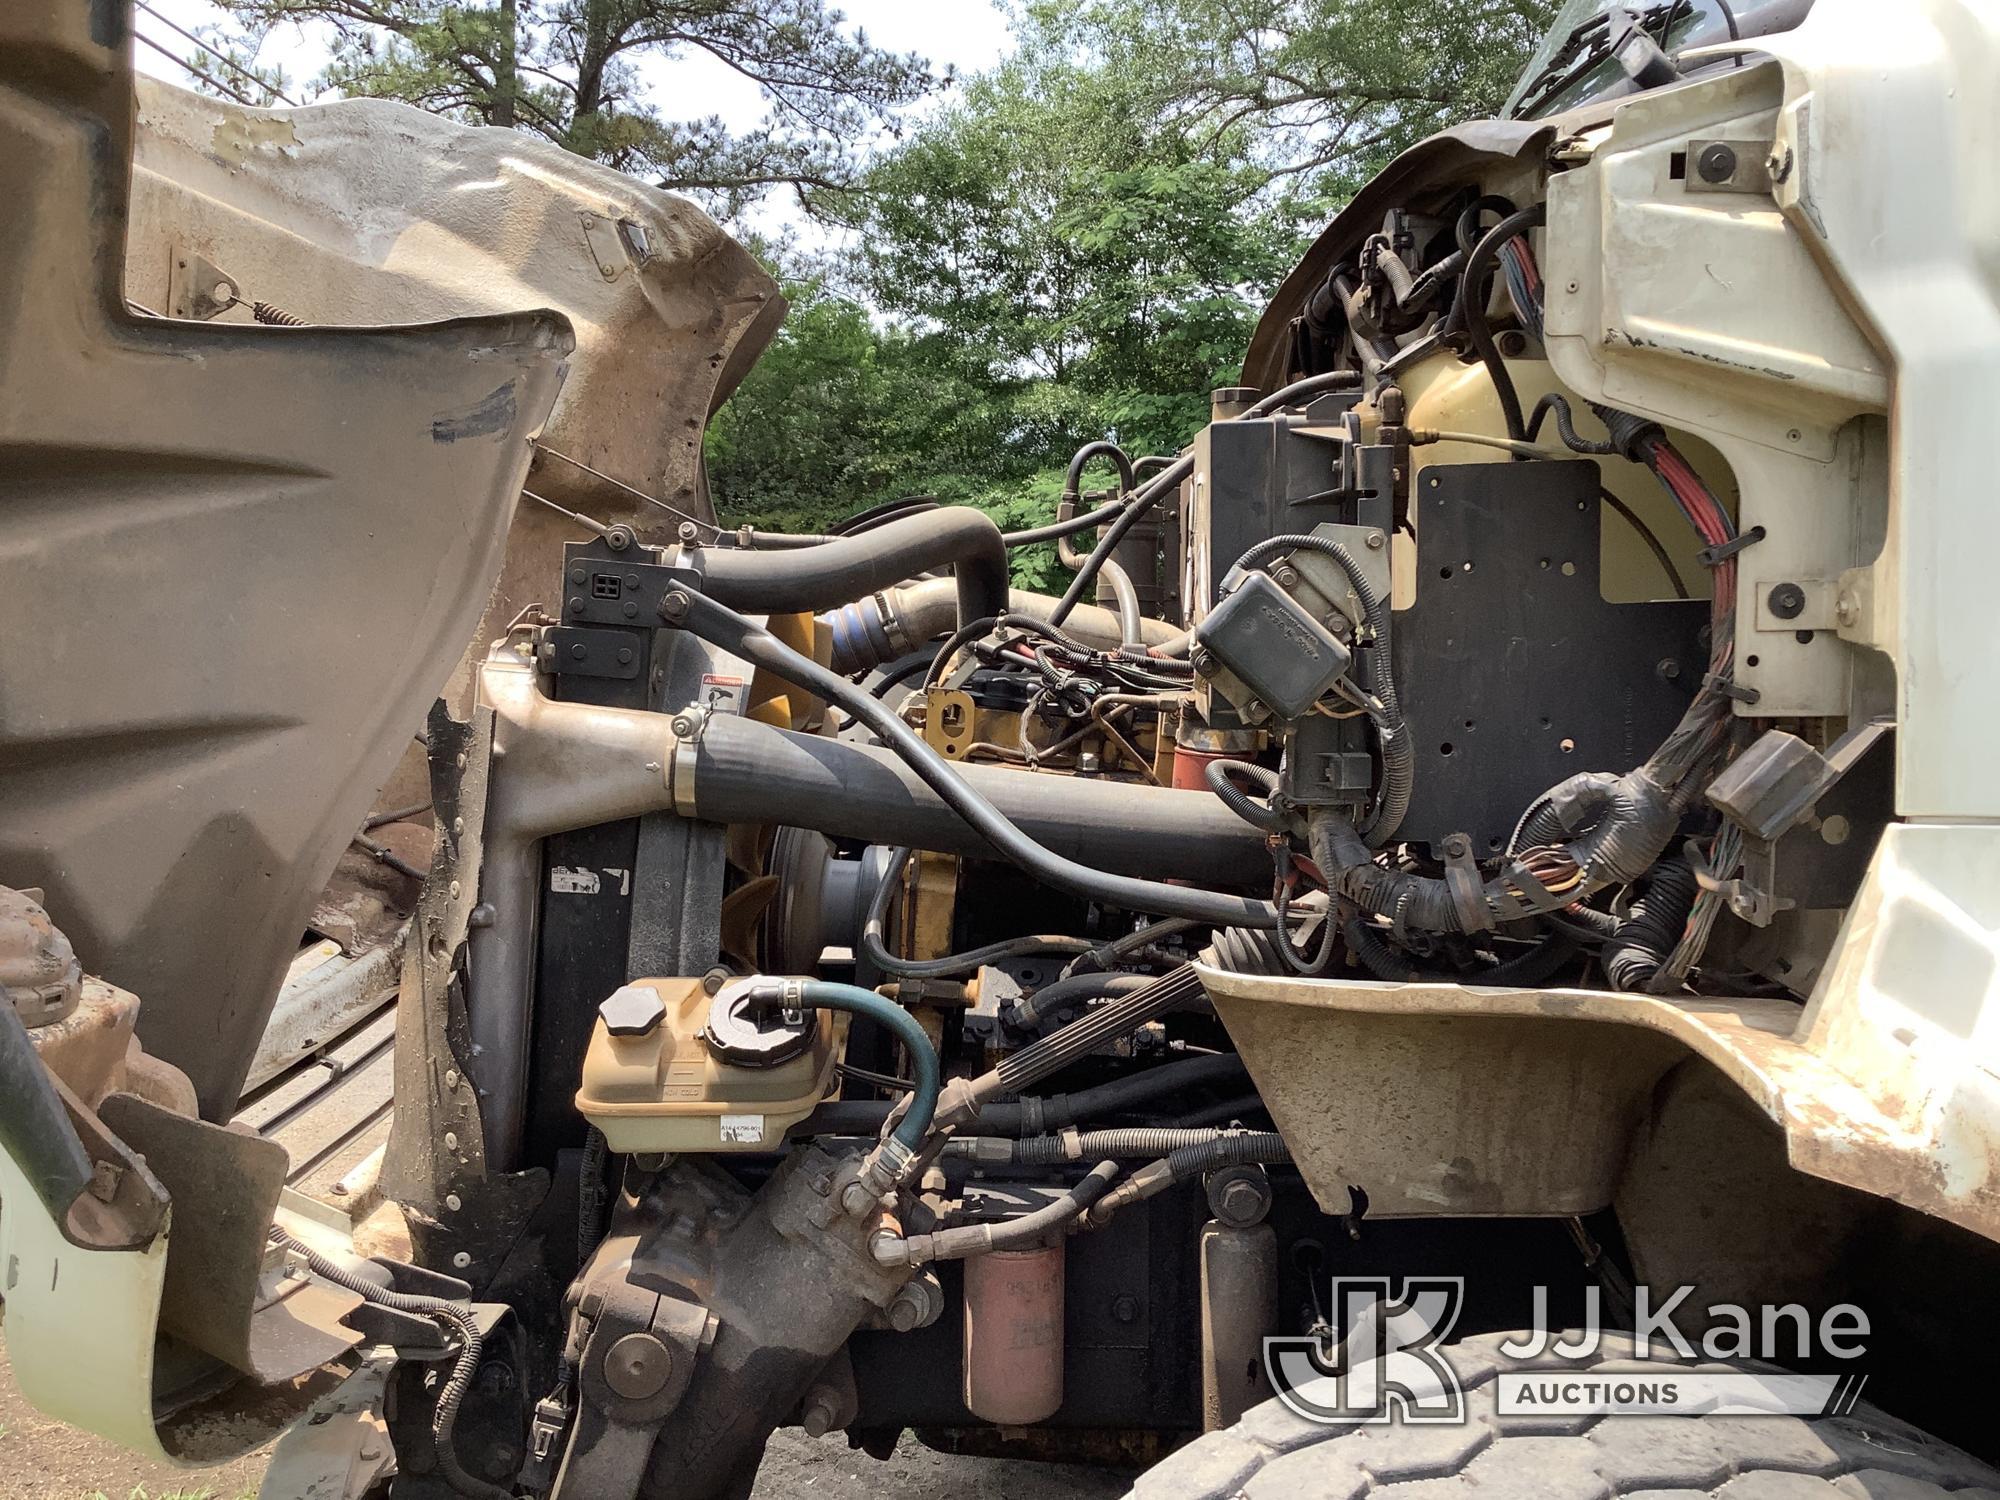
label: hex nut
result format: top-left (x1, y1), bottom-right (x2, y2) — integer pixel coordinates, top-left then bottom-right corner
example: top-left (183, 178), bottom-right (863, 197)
top-left (600, 983), bottom-right (666, 1037)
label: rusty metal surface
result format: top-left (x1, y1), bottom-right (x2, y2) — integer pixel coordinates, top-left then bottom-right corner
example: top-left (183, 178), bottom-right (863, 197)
top-left (127, 73), bottom-right (784, 721)
top-left (100, 1092), bottom-right (364, 1381)
top-left (0, 1), bottom-right (572, 1119)
top-left (1202, 915), bottom-right (2000, 1242)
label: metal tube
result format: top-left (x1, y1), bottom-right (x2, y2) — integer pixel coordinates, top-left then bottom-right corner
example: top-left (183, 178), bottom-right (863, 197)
top-left (1200, 1220), bottom-right (1277, 1429)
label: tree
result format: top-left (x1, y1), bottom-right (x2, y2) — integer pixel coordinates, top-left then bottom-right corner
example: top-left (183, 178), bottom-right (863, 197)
top-left (199, 0), bottom-right (941, 212)
top-left (1020, 0), bottom-right (1555, 204)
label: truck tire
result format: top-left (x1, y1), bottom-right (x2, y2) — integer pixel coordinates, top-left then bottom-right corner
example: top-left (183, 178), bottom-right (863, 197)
top-left (1127, 1330), bottom-right (2000, 1498)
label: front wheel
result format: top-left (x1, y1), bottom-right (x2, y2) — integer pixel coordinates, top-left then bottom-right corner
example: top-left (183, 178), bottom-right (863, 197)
top-left (1127, 1331), bottom-right (1999, 1498)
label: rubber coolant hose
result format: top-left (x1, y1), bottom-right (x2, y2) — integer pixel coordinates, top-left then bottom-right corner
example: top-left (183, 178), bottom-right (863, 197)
top-left (699, 508), bottom-right (1008, 629)
top-left (739, 978), bottom-right (940, 1155)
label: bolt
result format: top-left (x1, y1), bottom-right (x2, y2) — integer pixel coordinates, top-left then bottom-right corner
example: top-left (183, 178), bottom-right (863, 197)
top-left (605, 525), bottom-right (635, 552)
top-left (1219, 1177), bottom-right (1268, 1225)
top-left (622, 600), bottom-right (639, 618)
top-left (445, 1192), bottom-right (463, 1212)
top-left (1767, 145), bottom-right (1795, 184)
top-left (1271, 564), bottom-right (1299, 588)
top-left (1836, 592), bottom-right (1860, 627)
top-left (569, 566), bottom-right (587, 585)
top-left (1110, 1293), bottom-right (1140, 1325)
top-left (1078, 750), bottom-right (1101, 774)
top-left (659, 590), bottom-right (691, 622)
top-left (1767, 582), bottom-right (1807, 620)
top-left (670, 713), bottom-right (696, 736)
top-left (1656, 657), bottom-right (1682, 683)
top-left (1192, 649), bottom-right (1219, 677)
top-left (1696, 142), bottom-right (1739, 184)
top-left (1786, 428), bottom-right (1802, 443)
top-left (800, 1391), bottom-right (840, 1438)
top-left (567, 597), bottom-right (585, 615)
top-left (616, 646), bottom-right (635, 664)
top-left (1365, 531), bottom-right (1386, 550)
top-left (445, 1068), bottom-right (460, 1089)
top-left (677, 520), bottom-right (701, 544)
top-left (570, 642), bottom-right (588, 660)
top-left (443, 1131), bottom-right (459, 1151)
top-left (603, 1332), bottom-right (674, 1401)
top-left (702, 966), bottom-right (732, 996)
top-left (452, 1251), bottom-right (472, 1268)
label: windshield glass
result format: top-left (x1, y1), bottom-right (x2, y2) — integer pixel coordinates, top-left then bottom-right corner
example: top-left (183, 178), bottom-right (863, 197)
top-left (1506, 0), bottom-right (1770, 120)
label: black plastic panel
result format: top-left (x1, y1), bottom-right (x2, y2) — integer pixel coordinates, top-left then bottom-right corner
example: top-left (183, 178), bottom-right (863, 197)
top-left (1391, 460), bottom-right (1709, 854)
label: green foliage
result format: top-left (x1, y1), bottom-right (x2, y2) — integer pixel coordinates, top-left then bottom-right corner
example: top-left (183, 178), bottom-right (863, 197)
top-left (708, 0), bottom-right (1553, 547)
top-left (200, 0), bottom-right (939, 213)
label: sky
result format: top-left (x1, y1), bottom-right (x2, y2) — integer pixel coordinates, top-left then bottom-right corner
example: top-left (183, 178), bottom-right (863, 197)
top-left (130, 0), bottom-right (1016, 237)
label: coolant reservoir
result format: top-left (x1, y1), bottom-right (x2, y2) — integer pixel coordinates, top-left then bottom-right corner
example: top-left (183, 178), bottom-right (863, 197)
top-left (575, 977), bottom-right (844, 1152)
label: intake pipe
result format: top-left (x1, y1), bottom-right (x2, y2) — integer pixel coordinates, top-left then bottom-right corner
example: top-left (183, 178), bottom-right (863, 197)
top-left (686, 714), bottom-right (1271, 886)
top-left (698, 508), bottom-right (1008, 630)
top-left (823, 578), bottom-right (1181, 675)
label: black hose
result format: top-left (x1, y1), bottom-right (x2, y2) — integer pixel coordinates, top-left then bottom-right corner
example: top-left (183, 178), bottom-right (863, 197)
top-left (696, 508), bottom-right (1008, 630)
top-left (886, 1161), bottom-right (1122, 1263)
top-left (967, 966), bottom-right (1209, 1117)
top-left (1527, 392), bottom-right (1620, 454)
top-left (798, 1050), bottom-right (1248, 1137)
top-left (1049, 371), bottom-right (1363, 627)
top-left (275, 1235), bottom-right (508, 1500)
top-left (1464, 929), bottom-right (1581, 988)
top-left (861, 846), bottom-right (1093, 978)
top-left (1460, 204), bottom-right (1545, 444)
top-left (1604, 858), bottom-right (1699, 991)
top-left (673, 591), bottom-right (1281, 930)
top-left (1004, 972), bottom-right (1156, 1032)
top-left (1205, 758), bottom-right (1290, 834)
top-left (950, 1126), bottom-right (1258, 1166)
top-left (1003, 495), bottom-right (1127, 547)
top-left (1081, 1132), bottom-right (1290, 1227)
top-left (1064, 440), bottom-right (1137, 499)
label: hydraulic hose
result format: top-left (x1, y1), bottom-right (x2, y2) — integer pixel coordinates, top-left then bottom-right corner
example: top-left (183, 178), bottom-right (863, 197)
top-left (1080, 1132), bottom-right (1290, 1227)
top-left (738, 979), bottom-right (939, 1156)
top-left (697, 508), bottom-right (1008, 630)
top-left (795, 1050), bottom-right (1247, 1138)
top-left (672, 589), bottom-right (1280, 930)
top-left (1004, 972), bottom-right (1153, 1032)
top-left (875, 1161), bottom-right (1121, 1264)
top-left (1232, 532), bottom-right (1409, 843)
top-left (276, 1234), bottom-right (507, 1500)
top-left (948, 1126), bottom-right (1260, 1166)
top-left (1603, 859), bottom-right (1699, 992)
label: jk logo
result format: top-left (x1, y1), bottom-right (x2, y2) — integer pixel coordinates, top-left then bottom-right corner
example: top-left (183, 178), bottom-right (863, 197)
top-left (1265, 1277), bottom-right (1467, 1424)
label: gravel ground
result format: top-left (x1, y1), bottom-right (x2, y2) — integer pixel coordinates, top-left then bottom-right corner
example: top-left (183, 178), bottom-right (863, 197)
top-left (0, 1338), bottom-right (1130, 1500)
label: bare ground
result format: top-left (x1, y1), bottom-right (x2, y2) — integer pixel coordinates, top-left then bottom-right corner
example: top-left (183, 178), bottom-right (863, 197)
top-left (0, 1338), bottom-right (1129, 1500)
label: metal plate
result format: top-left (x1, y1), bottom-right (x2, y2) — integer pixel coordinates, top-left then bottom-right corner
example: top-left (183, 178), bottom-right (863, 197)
top-left (1391, 460), bottom-right (1708, 853)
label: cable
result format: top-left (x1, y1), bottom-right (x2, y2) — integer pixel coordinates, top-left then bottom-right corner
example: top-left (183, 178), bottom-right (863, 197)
top-left (1204, 758), bottom-right (1291, 835)
top-left (1459, 205), bottom-right (1546, 444)
top-left (275, 1235), bottom-right (509, 1500)
top-left (670, 591), bottom-right (1281, 930)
